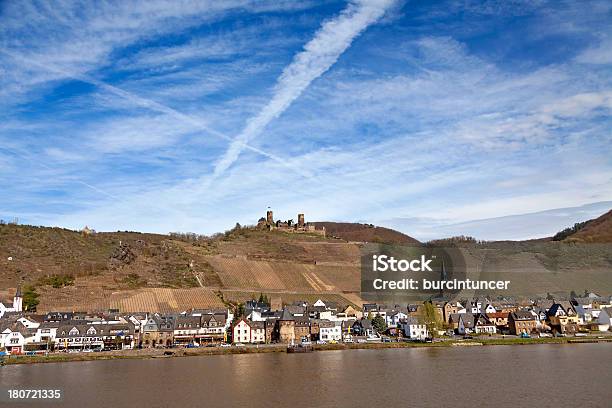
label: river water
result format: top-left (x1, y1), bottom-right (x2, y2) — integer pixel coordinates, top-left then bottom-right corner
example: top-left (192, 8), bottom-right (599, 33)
top-left (1, 343), bottom-right (610, 407)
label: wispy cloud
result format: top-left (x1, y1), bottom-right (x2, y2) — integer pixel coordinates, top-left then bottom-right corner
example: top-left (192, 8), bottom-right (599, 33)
top-left (0, 48), bottom-right (306, 176)
top-left (381, 201), bottom-right (612, 241)
top-left (213, 0), bottom-right (397, 177)
top-left (1, 0), bottom-right (611, 240)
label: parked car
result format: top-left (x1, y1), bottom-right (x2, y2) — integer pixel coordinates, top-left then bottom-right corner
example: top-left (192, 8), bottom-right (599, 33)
top-left (343, 338), bottom-right (354, 343)
top-left (234, 343), bottom-right (245, 347)
top-left (357, 338), bottom-right (367, 344)
top-left (575, 333), bottom-right (587, 337)
top-left (220, 343), bottom-right (231, 348)
top-left (316, 340), bottom-right (327, 345)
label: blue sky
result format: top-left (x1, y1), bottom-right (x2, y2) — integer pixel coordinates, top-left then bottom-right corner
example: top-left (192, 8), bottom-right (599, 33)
top-left (1, 0), bottom-right (611, 240)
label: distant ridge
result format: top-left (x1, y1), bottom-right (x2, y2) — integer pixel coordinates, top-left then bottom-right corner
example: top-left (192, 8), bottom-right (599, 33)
top-left (313, 222), bottom-right (419, 244)
top-left (559, 209), bottom-right (612, 243)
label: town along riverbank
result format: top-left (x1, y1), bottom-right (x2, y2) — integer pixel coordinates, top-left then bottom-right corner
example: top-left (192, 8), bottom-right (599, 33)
top-left (2, 336), bottom-right (611, 365)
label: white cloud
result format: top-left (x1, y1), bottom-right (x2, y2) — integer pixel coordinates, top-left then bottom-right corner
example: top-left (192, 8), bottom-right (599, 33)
top-left (0, 0), bottom-right (312, 105)
top-left (381, 201), bottom-right (612, 241)
top-left (83, 114), bottom-right (197, 153)
top-left (2, 1), bottom-right (611, 240)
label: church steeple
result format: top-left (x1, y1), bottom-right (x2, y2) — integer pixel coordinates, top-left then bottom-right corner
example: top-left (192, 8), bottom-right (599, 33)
top-left (13, 285), bottom-right (23, 312)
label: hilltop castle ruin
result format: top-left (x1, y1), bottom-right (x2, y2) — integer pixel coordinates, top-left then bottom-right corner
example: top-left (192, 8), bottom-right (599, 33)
top-left (257, 210), bottom-right (325, 237)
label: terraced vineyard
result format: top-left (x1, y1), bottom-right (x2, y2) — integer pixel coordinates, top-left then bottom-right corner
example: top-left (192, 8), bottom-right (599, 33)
top-left (205, 255), bottom-right (360, 293)
top-left (313, 265), bottom-right (361, 292)
top-left (297, 242), bottom-right (362, 263)
top-left (108, 288), bottom-right (225, 312)
top-left (208, 256), bottom-right (312, 290)
top-left (36, 287), bottom-right (225, 313)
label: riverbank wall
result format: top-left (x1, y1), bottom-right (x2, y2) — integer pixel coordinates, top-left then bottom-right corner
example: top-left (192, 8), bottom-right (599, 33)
top-left (2, 337), bottom-right (611, 366)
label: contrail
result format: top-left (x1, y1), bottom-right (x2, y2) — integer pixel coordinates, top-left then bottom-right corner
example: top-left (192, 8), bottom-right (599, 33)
top-left (0, 48), bottom-right (312, 179)
top-left (213, 0), bottom-right (396, 178)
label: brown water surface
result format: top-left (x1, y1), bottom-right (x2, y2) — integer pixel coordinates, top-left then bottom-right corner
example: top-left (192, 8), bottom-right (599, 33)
top-left (1, 343), bottom-right (610, 407)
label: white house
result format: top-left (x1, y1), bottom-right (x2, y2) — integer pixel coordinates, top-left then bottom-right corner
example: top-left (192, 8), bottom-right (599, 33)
top-left (249, 321), bottom-right (265, 343)
top-left (386, 310), bottom-right (408, 328)
top-left (247, 309), bottom-right (265, 322)
top-left (400, 317), bottom-right (428, 340)
top-left (34, 322), bottom-right (59, 345)
top-left (483, 304), bottom-right (497, 314)
top-left (313, 299), bottom-right (327, 308)
top-left (0, 322), bottom-right (34, 354)
top-left (232, 319), bottom-right (251, 344)
top-left (55, 324), bottom-right (105, 351)
top-left (0, 286), bottom-right (23, 318)
top-left (594, 309), bottom-right (611, 332)
top-left (199, 314), bottom-right (227, 342)
top-left (363, 304), bottom-right (386, 320)
top-left (319, 310), bottom-right (337, 321)
top-left (474, 314), bottom-right (497, 334)
top-left (319, 320), bottom-right (342, 342)
top-left (173, 315), bottom-right (201, 344)
top-left (232, 319), bottom-right (264, 344)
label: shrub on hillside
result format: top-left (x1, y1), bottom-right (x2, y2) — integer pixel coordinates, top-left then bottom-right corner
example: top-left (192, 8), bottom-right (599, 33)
top-left (38, 274), bottom-right (75, 288)
top-left (552, 221), bottom-right (588, 241)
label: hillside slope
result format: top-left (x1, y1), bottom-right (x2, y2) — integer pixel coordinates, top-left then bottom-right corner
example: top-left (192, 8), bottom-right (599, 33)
top-left (0, 225), bottom-right (201, 289)
top-left (1, 218), bottom-right (611, 312)
top-left (313, 222), bottom-right (419, 244)
top-left (0, 224), bottom-right (365, 312)
top-left (563, 209), bottom-right (612, 243)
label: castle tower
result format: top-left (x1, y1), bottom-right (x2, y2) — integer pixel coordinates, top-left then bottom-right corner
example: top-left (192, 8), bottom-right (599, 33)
top-left (266, 210), bottom-right (274, 224)
top-left (297, 213), bottom-right (305, 227)
top-left (13, 285), bottom-right (23, 312)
